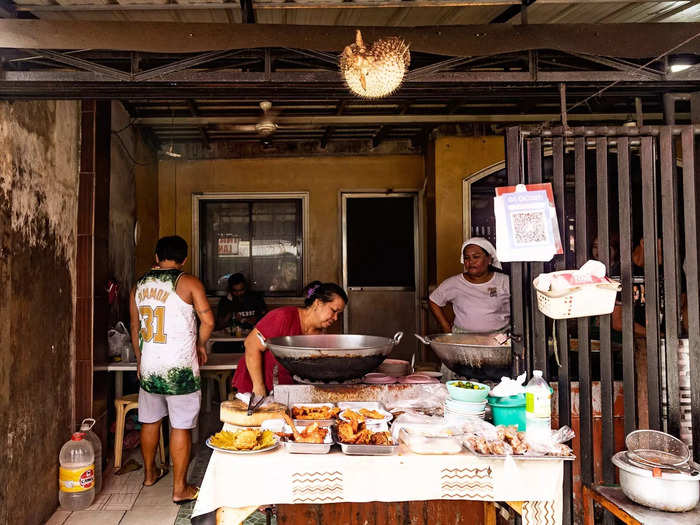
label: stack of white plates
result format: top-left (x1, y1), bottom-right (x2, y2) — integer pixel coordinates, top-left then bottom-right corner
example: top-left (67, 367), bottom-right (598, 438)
top-left (377, 359), bottom-right (411, 377)
top-left (443, 398), bottom-right (487, 422)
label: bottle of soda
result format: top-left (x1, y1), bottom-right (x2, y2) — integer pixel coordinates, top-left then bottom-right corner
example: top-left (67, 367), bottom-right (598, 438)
top-left (59, 433), bottom-right (95, 511)
top-left (79, 418), bottom-right (102, 494)
top-left (525, 370), bottom-right (552, 443)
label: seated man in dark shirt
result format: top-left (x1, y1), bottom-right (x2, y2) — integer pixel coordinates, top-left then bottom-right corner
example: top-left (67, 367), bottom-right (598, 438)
top-left (214, 273), bottom-right (267, 352)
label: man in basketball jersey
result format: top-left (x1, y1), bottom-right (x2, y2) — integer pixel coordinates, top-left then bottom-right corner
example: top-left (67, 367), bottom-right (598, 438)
top-left (129, 235), bottom-right (214, 504)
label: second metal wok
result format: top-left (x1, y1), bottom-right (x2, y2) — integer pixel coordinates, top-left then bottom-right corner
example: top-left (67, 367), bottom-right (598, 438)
top-left (267, 332), bottom-right (403, 382)
top-left (414, 332), bottom-right (512, 381)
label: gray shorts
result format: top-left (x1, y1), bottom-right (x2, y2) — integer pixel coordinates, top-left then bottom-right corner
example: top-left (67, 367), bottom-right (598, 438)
top-left (138, 388), bottom-right (202, 429)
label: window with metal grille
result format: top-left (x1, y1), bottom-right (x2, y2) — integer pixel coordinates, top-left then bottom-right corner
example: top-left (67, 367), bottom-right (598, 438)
top-left (198, 198), bottom-right (303, 296)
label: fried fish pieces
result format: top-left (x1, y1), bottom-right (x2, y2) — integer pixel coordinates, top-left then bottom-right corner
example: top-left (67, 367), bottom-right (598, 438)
top-left (292, 405), bottom-right (341, 420)
top-left (370, 431), bottom-right (393, 446)
top-left (358, 408), bottom-right (385, 419)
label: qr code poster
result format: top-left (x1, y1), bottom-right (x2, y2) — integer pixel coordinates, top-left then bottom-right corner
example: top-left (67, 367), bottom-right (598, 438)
top-left (494, 183), bottom-right (563, 262)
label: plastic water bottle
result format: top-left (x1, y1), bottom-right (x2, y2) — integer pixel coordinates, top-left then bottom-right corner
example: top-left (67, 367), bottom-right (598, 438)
top-left (59, 433), bottom-right (95, 510)
top-left (525, 370), bottom-right (552, 443)
top-left (80, 418), bottom-right (102, 494)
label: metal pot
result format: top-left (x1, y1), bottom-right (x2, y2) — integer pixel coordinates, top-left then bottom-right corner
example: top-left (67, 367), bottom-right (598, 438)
top-left (414, 332), bottom-right (512, 381)
top-left (266, 332), bottom-right (403, 382)
top-left (612, 451), bottom-right (700, 512)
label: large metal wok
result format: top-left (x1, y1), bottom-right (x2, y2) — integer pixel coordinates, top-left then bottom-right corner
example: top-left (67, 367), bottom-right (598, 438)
top-left (266, 332), bottom-right (403, 382)
top-left (414, 332), bottom-right (512, 381)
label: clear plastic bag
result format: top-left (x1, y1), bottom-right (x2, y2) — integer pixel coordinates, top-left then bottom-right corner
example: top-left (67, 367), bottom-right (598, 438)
top-left (108, 321), bottom-right (133, 360)
top-left (525, 425), bottom-right (575, 456)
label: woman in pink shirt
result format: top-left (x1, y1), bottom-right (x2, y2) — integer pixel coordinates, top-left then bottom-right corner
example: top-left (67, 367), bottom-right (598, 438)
top-left (232, 281), bottom-right (348, 396)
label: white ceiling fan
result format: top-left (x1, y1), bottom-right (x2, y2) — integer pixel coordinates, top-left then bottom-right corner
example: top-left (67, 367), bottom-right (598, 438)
top-left (221, 100), bottom-right (279, 136)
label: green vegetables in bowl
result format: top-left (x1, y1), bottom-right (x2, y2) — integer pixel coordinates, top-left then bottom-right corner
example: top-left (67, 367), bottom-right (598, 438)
top-left (446, 380), bottom-right (490, 402)
top-left (452, 381), bottom-right (485, 390)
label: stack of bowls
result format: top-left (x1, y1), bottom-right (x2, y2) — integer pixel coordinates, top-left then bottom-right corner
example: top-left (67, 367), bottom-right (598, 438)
top-left (377, 359), bottom-right (411, 377)
top-left (444, 380), bottom-right (490, 423)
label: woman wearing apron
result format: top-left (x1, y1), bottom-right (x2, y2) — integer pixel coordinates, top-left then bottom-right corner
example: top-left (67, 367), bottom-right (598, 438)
top-left (428, 237), bottom-right (510, 380)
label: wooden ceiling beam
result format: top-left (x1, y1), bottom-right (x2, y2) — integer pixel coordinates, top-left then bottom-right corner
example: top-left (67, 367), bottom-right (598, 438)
top-left (490, 0), bottom-right (536, 23)
top-left (5, 69), bottom-right (695, 87)
top-left (2, 22), bottom-right (700, 59)
top-left (133, 112), bottom-right (679, 126)
top-left (16, 0), bottom-right (690, 13)
top-left (239, 0), bottom-right (255, 24)
top-left (0, 0), bottom-right (15, 18)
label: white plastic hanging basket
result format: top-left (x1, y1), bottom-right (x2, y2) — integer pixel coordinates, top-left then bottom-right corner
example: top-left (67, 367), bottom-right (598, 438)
top-left (532, 273), bottom-right (622, 320)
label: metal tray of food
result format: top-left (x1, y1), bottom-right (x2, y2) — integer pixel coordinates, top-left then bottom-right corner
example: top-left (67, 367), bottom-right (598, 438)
top-left (339, 442), bottom-right (398, 456)
top-left (338, 405), bottom-right (393, 424)
top-left (290, 403), bottom-right (339, 426)
top-left (283, 439), bottom-right (333, 454)
top-left (262, 418), bottom-right (335, 454)
top-left (467, 450), bottom-right (576, 461)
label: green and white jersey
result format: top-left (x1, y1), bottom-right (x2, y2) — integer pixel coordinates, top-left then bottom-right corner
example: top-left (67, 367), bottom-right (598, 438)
top-left (135, 268), bottom-right (200, 395)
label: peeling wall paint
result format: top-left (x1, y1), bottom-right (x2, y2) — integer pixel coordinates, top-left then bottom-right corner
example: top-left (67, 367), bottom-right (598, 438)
top-left (109, 101), bottom-right (137, 324)
top-left (0, 100), bottom-right (79, 524)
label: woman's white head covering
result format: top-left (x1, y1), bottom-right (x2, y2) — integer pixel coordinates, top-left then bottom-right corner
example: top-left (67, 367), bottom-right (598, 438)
top-left (460, 237), bottom-right (502, 269)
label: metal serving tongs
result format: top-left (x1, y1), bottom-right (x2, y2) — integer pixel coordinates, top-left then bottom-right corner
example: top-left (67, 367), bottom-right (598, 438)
top-left (247, 393), bottom-right (266, 416)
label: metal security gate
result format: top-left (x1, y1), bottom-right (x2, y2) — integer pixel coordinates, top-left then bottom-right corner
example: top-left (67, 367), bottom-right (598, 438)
top-left (505, 125), bottom-right (700, 524)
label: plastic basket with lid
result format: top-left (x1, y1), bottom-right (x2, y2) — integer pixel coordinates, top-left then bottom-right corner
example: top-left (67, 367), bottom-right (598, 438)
top-left (532, 273), bottom-right (621, 319)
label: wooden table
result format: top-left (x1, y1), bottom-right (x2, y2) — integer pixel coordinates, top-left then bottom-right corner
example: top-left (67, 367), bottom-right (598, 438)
top-left (583, 484), bottom-right (700, 524)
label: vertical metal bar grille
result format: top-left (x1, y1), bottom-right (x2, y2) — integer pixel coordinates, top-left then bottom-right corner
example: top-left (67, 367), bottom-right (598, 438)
top-left (506, 127), bottom-right (526, 374)
top-left (596, 137), bottom-right (615, 484)
top-left (682, 126), bottom-right (700, 458)
top-left (659, 127), bottom-right (681, 437)
top-left (528, 137), bottom-right (547, 376)
top-left (640, 136), bottom-right (662, 430)
top-left (552, 136), bottom-right (572, 525)
top-left (617, 136), bottom-right (637, 435)
top-left (575, 136), bottom-right (593, 486)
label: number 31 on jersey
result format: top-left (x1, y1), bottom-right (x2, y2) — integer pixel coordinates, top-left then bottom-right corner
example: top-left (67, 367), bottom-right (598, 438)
top-left (139, 306), bottom-right (167, 344)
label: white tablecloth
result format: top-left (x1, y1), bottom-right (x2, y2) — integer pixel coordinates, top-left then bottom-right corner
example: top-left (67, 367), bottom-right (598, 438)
top-left (193, 445), bottom-right (564, 525)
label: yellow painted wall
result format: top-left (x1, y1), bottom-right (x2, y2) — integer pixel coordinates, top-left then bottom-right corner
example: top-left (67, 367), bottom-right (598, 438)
top-left (434, 136), bottom-right (504, 284)
top-left (158, 155), bottom-right (424, 285)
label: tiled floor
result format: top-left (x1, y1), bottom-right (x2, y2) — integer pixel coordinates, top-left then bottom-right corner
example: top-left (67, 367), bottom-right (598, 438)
top-left (46, 452), bottom-right (182, 525)
top-left (45, 406), bottom-right (274, 525)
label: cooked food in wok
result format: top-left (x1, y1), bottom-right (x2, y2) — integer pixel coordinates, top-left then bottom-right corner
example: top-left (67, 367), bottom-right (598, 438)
top-left (292, 405), bottom-right (340, 420)
top-left (209, 429), bottom-right (276, 451)
top-left (280, 414), bottom-right (329, 444)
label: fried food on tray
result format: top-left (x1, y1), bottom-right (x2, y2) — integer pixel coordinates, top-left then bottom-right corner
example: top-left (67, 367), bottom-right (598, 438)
top-left (282, 414), bottom-right (328, 444)
top-left (370, 431), bottom-right (392, 446)
top-left (292, 405), bottom-right (340, 420)
top-left (465, 435), bottom-right (490, 455)
top-left (209, 429), bottom-right (276, 451)
top-left (358, 408), bottom-right (385, 419)
top-left (337, 420), bottom-right (394, 446)
top-left (341, 409), bottom-right (366, 429)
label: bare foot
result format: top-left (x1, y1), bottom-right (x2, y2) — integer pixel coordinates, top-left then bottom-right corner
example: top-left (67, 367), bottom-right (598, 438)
top-left (172, 484), bottom-right (199, 503)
